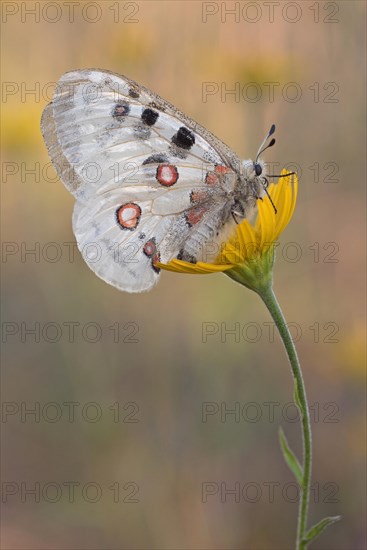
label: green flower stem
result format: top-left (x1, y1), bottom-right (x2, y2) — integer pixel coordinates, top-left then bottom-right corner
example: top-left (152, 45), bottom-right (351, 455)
top-left (258, 285), bottom-right (312, 550)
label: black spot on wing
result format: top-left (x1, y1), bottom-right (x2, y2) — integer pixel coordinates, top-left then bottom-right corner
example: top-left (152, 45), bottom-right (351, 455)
top-left (171, 126), bottom-right (195, 150)
top-left (112, 103), bottom-right (130, 120)
top-left (142, 154), bottom-right (168, 165)
top-left (128, 87), bottom-right (140, 98)
top-left (141, 108), bottom-right (159, 126)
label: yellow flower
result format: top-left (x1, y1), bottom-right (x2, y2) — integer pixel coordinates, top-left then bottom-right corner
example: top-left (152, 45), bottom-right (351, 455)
top-left (159, 170), bottom-right (298, 292)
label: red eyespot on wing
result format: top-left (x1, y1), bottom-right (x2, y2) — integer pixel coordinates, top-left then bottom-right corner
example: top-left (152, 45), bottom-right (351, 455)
top-left (142, 238), bottom-right (160, 272)
top-left (215, 165), bottom-right (231, 174)
top-left (190, 190), bottom-right (208, 203)
top-left (143, 239), bottom-right (157, 258)
top-left (151, 251), bottom-right (161, 273)
top-left (205, 172), bottom-right (219, 186)
top-left (185, 206), bottom-right (207, 227)
top-left (116, 203), bottom-right (142, 230)
top-left (156, 164), bottom-right (179, 187)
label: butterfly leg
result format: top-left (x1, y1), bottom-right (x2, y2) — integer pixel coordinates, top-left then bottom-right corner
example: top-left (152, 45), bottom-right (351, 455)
top-left (177, 249), bottom-right (197, 264)
top-left (231, 199), bottom-right (246, 224)
top-left (231, 211), bottom-right (240, 224)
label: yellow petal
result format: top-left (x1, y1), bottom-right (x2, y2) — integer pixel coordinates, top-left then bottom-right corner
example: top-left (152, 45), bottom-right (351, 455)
top-left (219, 242), bottom-right (242, 265)
top-left (258, 196), bottom-right (276, 249)
top-left (274, 184), bottom-right (291, 238)
top-left (275, 173), bottom-right (297, 238)
top-left (270, 183), bottom-right (282, 215)
top-left (158, 259), bottom-right (234, 274)
top-left (288, 172), bottom-right (298, 223)
top-left (233, 218), bottom-right (258, 261)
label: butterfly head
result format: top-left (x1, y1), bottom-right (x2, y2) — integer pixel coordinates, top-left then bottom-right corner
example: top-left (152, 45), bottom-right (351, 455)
top-left (254, 161), bottom-right (264, 177)
top-left (239, 124), bottom-right (281, 213)
top-left (242, 158), bottom-right (267, 182)
top-left (241, 123), bottom-right (276, 181)
top-left (240, 125), bottom-right (295, 214)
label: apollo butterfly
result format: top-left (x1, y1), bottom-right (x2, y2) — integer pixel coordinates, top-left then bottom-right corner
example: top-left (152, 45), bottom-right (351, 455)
top-left (41, 69), bottom-right (280, 293)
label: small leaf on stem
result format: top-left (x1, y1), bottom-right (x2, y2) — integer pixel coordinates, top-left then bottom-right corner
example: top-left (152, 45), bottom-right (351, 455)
top-left (302, 516), bottom-right (341, 545)
top-left (278, 427), bottom-right (303, 486)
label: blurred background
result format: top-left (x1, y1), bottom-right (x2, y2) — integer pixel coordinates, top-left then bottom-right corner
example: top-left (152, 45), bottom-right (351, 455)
top-left (1, 1), bottom-right (366, 548)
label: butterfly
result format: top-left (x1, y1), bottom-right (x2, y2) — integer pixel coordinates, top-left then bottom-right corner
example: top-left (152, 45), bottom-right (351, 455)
top-left (41, 69), bottom-right (279, 293)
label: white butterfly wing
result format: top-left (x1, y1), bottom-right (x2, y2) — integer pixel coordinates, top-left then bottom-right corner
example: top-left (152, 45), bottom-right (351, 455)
top-left (72, 194), bottom-right (173, 293)
top-left (41, 69), bottom-right (240, 292)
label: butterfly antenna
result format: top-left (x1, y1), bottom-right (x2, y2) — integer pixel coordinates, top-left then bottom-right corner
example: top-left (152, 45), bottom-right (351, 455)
top-left (255, 124), bottom-right (276, 163)
top-left (267, 171), bottom-right (296, 178)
